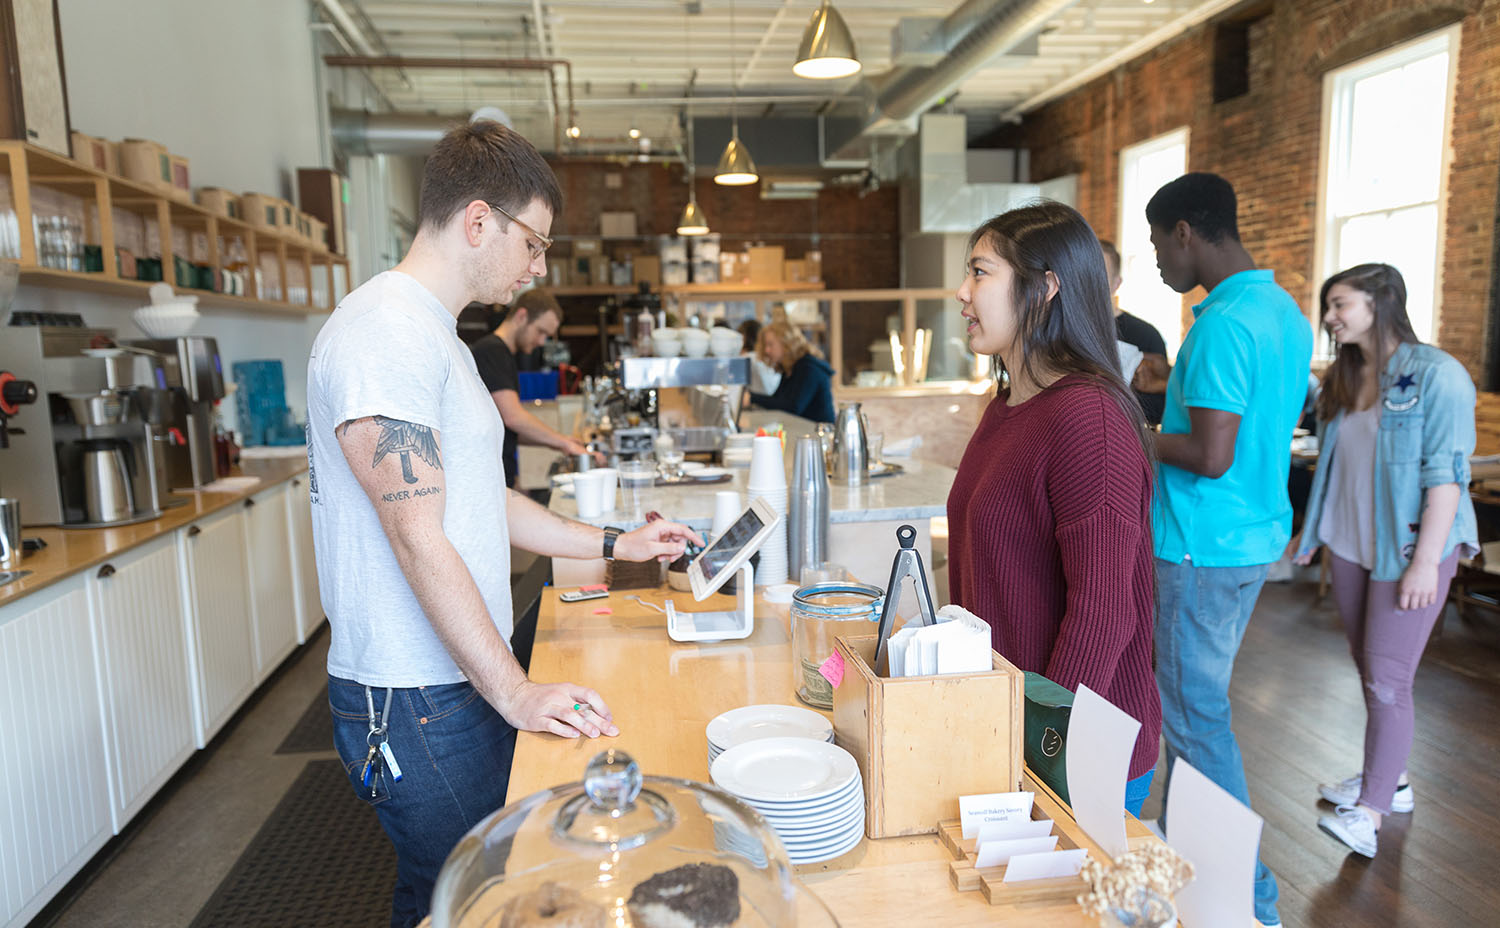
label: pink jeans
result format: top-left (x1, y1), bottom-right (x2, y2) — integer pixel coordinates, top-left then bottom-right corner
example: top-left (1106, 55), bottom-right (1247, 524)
top-left (1326, 550), bottom-right (1459, 813)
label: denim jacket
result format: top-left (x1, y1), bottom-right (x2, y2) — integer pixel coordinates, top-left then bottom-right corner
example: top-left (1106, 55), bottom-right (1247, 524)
top-left (1297, 342), bottom-right (1478, 581)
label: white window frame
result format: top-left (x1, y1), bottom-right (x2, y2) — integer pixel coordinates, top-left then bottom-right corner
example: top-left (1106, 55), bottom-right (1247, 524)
top-left (1118, 127), bottom-right (1190, 361)
top-left (1314, 25), bottom-right (1461, 354)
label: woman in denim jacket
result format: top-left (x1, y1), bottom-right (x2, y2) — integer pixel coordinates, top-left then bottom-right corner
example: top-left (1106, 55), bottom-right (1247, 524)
top-left (1293, 263), bottom-right (1478, 858)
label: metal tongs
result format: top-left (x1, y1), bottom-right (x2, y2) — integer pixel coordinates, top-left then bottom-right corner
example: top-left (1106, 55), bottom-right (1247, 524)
top-left (873, 524), bottom-right (938, 676)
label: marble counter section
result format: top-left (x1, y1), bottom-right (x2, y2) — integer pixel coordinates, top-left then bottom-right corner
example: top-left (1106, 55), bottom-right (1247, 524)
top-left (550, 453), bottom-right (955, 531)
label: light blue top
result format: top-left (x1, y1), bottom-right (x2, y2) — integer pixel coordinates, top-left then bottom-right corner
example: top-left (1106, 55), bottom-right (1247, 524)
top-left (1154, 269), bottom-right (1314, 566)
top-left (1296, 341), bottom-right (1479, 581)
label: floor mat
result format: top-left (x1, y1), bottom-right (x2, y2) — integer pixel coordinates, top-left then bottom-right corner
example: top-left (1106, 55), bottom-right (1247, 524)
top-left (275, 686), bottom-right (333, 754)
top-left (188, 759), bottom-right (395, 928)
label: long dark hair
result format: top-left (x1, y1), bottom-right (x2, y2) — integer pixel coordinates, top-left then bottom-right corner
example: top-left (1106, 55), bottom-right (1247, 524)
top-left (1316, 263), bottom-right (1418, 420)
top-left (969, 201), bottom-right (1151, 463)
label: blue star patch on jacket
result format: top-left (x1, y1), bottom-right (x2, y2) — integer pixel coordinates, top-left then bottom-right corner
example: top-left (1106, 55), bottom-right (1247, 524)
top-left (1395, 373), bottom-right (1417, 391)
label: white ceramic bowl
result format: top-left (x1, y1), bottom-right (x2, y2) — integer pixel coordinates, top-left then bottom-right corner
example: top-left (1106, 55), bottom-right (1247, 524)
top-left (679, 328), bottom-right (711, 358)
top-left (651, 334), bottom-right (682, 357)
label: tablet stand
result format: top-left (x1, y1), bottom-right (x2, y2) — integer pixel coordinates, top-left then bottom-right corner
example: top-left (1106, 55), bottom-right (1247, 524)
top-left (666, 561), bottom-right (756, 642)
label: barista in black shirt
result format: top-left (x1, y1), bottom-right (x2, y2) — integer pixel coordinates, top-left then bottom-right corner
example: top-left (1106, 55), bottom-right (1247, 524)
top-left (470, 288), bottom-right (598, 486)
top-left (1100, 240), bottom-right (1169, 425)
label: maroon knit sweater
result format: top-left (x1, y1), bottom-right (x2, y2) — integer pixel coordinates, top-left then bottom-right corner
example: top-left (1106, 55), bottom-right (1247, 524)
top-left (947, 376), bottom-right (1161, 778)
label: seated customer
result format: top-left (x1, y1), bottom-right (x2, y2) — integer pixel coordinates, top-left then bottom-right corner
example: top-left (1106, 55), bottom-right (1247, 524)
top-left (749, 319), bottom-right (836, 423)
top-left (946, 201), bottom-right (1160, 815)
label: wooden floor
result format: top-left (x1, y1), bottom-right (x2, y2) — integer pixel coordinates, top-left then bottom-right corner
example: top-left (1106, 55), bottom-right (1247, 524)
top-left (1139, 579), bottom-right (1500, 928)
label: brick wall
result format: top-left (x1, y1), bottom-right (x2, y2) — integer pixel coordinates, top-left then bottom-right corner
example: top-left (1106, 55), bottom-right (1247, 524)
top-left (991, 0), bottom-right (1500, 381)
top-left (544, 159), bottom-right (901, 291)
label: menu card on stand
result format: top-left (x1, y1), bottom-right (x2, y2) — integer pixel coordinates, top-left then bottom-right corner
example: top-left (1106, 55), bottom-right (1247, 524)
top-left (1064, 685), bottom-right (1141, 860)
top-left (1167, 760), bottom-right (1264, 928)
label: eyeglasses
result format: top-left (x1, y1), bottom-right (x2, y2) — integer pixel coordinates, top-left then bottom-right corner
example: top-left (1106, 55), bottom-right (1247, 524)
top-left (486, 202), bottom-right (553, 261)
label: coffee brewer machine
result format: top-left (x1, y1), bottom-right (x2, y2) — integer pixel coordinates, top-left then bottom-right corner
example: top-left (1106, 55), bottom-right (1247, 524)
top-left (124, 337), bottom-right (225, 489)
top-left (0, 325), bottom-right (178, 526)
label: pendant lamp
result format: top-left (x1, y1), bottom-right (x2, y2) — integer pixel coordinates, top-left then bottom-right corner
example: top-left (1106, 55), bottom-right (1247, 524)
top-left (715, 0), bottom-right (759, 186)
top-left (676, 198), bottom-right (710, 236)
top-left (793, 1), bottom-right (861, 79)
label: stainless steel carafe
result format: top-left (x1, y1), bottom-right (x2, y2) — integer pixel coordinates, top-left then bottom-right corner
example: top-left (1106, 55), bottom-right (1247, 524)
top-left (80, 439), bottom-right (135, 524)
top-left (830, 401), bottom-right (868, 485)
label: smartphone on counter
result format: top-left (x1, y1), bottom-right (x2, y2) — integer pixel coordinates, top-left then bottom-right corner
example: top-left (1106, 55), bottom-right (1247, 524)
top-left (559, 585), bottom-right (610, 603)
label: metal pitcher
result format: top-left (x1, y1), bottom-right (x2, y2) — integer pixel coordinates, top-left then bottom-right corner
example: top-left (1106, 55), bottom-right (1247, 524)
top-left (830, 401), bottom-right (868, 485)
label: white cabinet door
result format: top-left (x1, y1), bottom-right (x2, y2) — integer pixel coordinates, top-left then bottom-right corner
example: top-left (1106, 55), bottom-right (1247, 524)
top-left (0, 576), bottom-right (112, 928)
top-left (242, 485), bottom-right (297, 682)
top-left (88, 533), bottom-right (195, 832)
top-left (284, 473), bottom-right (323, 643)
top-left (180, 507), bottom-right (254, 745)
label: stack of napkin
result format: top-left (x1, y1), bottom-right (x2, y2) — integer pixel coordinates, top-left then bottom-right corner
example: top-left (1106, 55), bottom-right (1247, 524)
top-left (886, 605), bottom-right (991, 677)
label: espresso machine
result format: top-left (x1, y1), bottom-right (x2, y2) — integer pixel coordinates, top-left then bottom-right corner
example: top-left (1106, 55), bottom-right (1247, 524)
top-left (123, 337), bottom-right (225, 489)
top-left (0, 325), bottom-right (177, 526)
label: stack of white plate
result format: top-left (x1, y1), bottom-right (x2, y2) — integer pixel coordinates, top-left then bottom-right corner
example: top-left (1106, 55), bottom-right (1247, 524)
top-left (706, 704), bottom-right (834, 766)
top-left (710, 737), bottom-right (864, 865)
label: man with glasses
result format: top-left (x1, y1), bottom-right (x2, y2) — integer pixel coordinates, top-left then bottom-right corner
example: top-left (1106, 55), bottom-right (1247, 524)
top-left (305, 120), bottom-right (701, 927)
top-left (470, 288), bottom-right (601, 488)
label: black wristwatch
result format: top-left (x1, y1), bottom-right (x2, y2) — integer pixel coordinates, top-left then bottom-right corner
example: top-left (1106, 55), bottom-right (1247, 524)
top-left (602, 526), bottom-right (623, 561)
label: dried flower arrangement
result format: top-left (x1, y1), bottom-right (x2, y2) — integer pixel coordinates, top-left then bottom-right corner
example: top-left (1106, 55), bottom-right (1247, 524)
top-left (1077, 843), bottom-right (1194, 923)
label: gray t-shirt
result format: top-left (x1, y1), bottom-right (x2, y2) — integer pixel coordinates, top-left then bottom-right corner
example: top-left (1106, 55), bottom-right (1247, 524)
top-left (307, 270), bottom-right (513, 688)
top-left (1318, 404), bottom-right (1379, 571)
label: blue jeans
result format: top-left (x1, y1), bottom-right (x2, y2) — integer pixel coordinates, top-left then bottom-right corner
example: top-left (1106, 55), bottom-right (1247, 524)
top-left (329, 676), bottom-right (517, 928)
top-left (1125, 769), bottom-right (1154, 818)
top-left (1154, 558), bottom-right (1280, 926)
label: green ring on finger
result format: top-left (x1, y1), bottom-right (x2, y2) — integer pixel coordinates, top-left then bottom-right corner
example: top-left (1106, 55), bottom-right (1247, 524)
top-left (573, 703), bottom-right (584, 711)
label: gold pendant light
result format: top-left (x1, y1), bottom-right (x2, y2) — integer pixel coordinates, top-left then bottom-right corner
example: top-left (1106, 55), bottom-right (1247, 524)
top-left (676, 198), bottom-right (710, 236)
top-left (714, 0), bottom-right (759, 186)
top-left (793, 1), bottom-right (861, 79)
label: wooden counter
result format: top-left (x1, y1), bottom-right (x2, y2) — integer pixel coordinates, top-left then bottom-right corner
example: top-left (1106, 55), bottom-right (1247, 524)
top-left (510, 588), bottom-right (1156, 927)
top-left (0, 457), bottom-right (308, 608)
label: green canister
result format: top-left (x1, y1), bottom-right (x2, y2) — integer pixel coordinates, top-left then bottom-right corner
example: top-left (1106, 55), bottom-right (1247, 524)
top-left (791, 582), bottom-right (884, 709)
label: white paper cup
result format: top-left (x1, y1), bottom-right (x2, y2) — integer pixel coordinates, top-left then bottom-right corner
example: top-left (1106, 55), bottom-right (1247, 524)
top-left (574, 471), bottom-right (607, 518)
top-left (748, 436), bottom-right (787, 489)
top-left (591, 467), bottom-right (618, 513)
top-left (712, 490), bottom-right (743, 538)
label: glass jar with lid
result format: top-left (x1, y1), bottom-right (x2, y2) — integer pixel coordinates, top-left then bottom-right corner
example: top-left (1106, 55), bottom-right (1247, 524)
top-left (791, 582), bottom-right (884, 709)
top-left (431, 750), bottom-right (840, 928)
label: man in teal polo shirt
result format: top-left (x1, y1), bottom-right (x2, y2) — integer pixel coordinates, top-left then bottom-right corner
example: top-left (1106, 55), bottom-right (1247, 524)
top-left (1147, 172), bottom-right (1311, 928)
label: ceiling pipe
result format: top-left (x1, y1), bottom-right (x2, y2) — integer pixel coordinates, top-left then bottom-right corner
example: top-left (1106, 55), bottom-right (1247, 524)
top-left (315, 0), bottom-right (378, 57)
top-left (832, 0), bottom-right (1080, 156)
top-left (324, 55), bottom-right (575, 152)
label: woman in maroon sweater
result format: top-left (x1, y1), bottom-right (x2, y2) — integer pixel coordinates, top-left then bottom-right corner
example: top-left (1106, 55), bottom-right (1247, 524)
top-left (946, 202), bottom-right (1161, 814)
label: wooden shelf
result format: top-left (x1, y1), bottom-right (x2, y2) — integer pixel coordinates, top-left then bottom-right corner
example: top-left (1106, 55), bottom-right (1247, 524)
top-left (551, 281), bottom-right (826, 298)
top-left (1, 141), bottom-right (348, 316)
top-left (16, 267), bottom-right (326, 316)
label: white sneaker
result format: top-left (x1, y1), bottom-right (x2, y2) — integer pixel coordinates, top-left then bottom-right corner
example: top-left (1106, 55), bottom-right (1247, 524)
top-left (1319, 804), bottom-right (1379, 857)
top-left (1318, 773), bottom-right (1414, 813)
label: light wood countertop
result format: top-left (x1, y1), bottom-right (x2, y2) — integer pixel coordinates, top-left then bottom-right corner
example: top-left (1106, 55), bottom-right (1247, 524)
top-left (0, 457), bottom-right (308, 609)
top-left (510, 588), bottom-right (1157, 927)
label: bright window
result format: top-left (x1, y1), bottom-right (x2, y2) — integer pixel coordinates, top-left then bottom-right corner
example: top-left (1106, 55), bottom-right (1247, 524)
top-left (1119, 128), bottom-right (1189, 360)
top-left (1318, 27), bottom-right (1459, 346)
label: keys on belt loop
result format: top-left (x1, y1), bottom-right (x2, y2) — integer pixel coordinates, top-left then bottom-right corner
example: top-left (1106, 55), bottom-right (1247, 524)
top-left (361, 686), bottom-right (399, 796)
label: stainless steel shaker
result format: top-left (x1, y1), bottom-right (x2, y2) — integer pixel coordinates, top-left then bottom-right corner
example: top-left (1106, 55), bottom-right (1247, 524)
top-left (830, 401), bottom-right (868, 486)
top-left (788, 436), bottom-right (829, 580)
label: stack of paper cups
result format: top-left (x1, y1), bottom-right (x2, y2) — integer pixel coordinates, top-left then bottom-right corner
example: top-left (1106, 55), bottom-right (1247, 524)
top-left (747, 435), bottom-right (789, 585)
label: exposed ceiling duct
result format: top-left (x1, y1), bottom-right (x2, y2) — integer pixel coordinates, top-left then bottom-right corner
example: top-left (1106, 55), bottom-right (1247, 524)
top-left (831, 0), bottom-right (1081, 159)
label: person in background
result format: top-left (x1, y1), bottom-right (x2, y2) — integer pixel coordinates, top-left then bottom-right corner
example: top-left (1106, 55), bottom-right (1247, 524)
top-left (1147, 172), bottom-right (1310, 928)
top-left (470, 287), bottom-right (600, 488)
top-left (455, 302), bottom-right (498, 344)
top-left (306, 121), bottom-right (701, 927)
top-left (749, 319), bottom-right (836, 423)
top-left (945, 201), bottom-right (1160, 815)
top-left (739, 316), bottom-right (781, 395)
top-left (1293, 264), bottom-right (1477, 858)
top-left (1100, 239), bottom-right (1169, 425)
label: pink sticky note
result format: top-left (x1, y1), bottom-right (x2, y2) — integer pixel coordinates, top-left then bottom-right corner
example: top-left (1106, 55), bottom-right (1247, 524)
top-left (818, 651), bottom-right (846, 688)
top-left (593, 607), bottom-right (612, 615)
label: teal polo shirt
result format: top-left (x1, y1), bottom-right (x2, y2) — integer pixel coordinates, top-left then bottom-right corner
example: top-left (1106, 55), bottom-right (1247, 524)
top-left (1154, 269), bottom-right (1313, 566)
